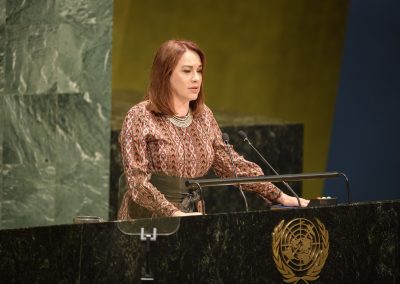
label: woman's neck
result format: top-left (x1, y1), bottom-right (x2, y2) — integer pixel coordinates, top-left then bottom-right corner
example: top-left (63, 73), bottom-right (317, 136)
top-left (173, 100), bottom-right (190, 116)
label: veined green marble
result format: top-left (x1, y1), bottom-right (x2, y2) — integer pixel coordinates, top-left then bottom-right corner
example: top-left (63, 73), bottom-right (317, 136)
top-left (56, 23), bottom-right (112, 95)
top-left (0, 98), bottom-right (3, 165)
top-left (6, 0), bottom-right (112, 26)
top-left (2, 163), bottom-right (55, 228)
top-left (0, 38), bottom-right (4, 94)
top-left (0, 98), bottom-right (3, 223)
top-left (0, 28), bottom-right (4, 94)
top-left (0, 0), bottom-right (112, 229)
top-left (0, 169), bottom-right (2, 224)
top-left (6, 0), bottom-right (57, 25)
top-left (5, 24), bottom-right (58, 95)
top-left (2, 94), bottom-right (57, 165)
top-left (0, 1), bottom-right (4, 94)
top-left (58, 0), bottom-right (113, 26)
top-left (0, 0), bottom-right (4, 22)
top-left (55, 93), bottom-right (110, 223)
top-left (4, 23), bottom-right (112, 96)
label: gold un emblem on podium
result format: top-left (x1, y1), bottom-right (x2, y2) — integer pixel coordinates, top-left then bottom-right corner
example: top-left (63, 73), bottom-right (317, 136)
top-left (272, 218), bottom-right (329, 283)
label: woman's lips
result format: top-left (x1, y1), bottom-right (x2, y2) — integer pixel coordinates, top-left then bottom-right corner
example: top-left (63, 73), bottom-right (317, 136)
top-left (189, 87), bottom-right (199, 92)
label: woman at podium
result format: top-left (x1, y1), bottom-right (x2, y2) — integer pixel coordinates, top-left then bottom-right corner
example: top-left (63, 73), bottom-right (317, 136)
top-left (118, 39), bottom-right (308, 219)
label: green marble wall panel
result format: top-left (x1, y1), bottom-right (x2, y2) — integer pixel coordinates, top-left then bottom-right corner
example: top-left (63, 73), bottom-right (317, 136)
top-left (0, 0), bottom-right (112, 229)
top-left (2, 95), bottom-right (57, 165)
top-left (0, 97), bottom-right (3, 164)
top-left (4, 24), bottom-right (58, 95)
top-left (55, 93), bottom-right (110, 223)
top-left (0, 26), bottom-right (4, 94)
top-left (0, 0), bottom-right (4, 23)
top-left (0, 169), bottom-right (2, 224)
top-left (56, 23), bottom-right (112, 95)
top-left (5, 0), bottom-right (112, 95)
top-left (6, 0), bottom-right (112, 25)
top-left (0, 102), bottom-right (2, 224)
top-left (2, 164), bottom-right (55, 228)
top-left (0, 99), bottom-right (3, 222)
top-left (1, 94), bottom-right (57, 229)
top-left (58, 0), bottom-right (113, 26)
top-left (5, 0), bottom-right (57, 25)
top-left (53, 0), bottom-right (113, 223)
top-left (0, 0), bottom-right (4, 94)
top-left (56, 0), bottom-right (112, 95)
top-left (5, 1), bottom-right (57, 95)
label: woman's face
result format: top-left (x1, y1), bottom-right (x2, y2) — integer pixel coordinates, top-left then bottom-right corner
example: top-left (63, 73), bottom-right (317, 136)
top-left (170, 49), bottom-right (203, 106)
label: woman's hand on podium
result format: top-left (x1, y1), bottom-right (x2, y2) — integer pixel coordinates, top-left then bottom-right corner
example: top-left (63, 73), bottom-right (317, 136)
top-left (172, 211), bottom-right (202, 217)
top-left (277, 193), bottom-right (309, 207)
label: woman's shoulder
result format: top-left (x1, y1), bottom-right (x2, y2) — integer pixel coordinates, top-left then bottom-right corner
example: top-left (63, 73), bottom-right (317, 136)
top-left (125, 100), bottom-right (155, 121)
top-left (198, 104), bottom-right (214, 118)
top-left (122, 101), bottom-right (156, 129)
top-left (194, 104), bottom-right (218, 130)
top-left (127, 100), bottom-right (150, 115)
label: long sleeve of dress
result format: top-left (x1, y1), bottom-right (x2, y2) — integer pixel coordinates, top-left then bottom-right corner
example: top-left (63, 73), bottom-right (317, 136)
top-left (207, 109), bottom-right (282, 202)
top-left (118, 107), bottom-right (179, 219)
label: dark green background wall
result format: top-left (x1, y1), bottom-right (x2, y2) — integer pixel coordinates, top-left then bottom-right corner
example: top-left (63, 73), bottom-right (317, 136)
top-left (112, 0), bottom-right (349, 198)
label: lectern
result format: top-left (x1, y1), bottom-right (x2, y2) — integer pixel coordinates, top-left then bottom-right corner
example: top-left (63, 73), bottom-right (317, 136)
top-left (0, 200), bottom-right (399, 283)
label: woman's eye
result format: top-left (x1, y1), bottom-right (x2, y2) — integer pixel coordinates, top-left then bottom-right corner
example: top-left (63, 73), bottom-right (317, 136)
top-left (183, 70), bottom-right (191, 73)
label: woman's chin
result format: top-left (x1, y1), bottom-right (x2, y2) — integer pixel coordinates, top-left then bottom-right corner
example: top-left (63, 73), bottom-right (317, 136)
top-left (188, 93), bottom-right (199, 101)
top-left (182, 96), bottom-right (198, 103)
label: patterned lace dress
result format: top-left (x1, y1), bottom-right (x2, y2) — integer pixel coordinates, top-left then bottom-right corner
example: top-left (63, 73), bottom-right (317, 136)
top-left (118, 101), bottom-right (282, 219)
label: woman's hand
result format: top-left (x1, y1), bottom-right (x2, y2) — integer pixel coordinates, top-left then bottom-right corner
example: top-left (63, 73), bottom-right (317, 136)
top-left (277, 193), bottom-right (309, 207)
top-left (172, 211), bottom-right (202, 217)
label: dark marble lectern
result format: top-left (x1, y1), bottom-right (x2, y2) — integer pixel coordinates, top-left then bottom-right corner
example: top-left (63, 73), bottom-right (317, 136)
top-left (0, 200), bottom-right (399, 283)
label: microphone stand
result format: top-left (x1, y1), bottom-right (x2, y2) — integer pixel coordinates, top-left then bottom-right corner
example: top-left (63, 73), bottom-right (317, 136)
top-left (238, 130), bottom-right (301, 207)
top-left (222, 133), bottom-right (249, 212)
top-left (186, 171), bottom-right (351, 204)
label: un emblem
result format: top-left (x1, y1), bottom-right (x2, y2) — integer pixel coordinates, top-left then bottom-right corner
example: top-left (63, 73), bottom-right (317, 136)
top-left (272, 218), bottom-right (329, 283)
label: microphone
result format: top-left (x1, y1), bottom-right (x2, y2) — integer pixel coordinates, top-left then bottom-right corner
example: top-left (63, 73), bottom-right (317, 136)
top-left (222, 133), bottom-right (249, 212)
top-left (237, 130), bottom-right (301, 207)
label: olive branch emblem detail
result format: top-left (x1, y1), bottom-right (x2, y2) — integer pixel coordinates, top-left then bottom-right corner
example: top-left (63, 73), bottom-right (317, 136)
top-left (272, 218), bottom-right (329, 283)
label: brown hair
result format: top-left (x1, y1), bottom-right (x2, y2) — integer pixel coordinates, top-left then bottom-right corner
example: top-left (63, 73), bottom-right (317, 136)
top-left (145, 39), bottom-right (205, 116)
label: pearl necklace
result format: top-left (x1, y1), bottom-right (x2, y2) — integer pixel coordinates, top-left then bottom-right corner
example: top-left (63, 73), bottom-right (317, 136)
top-left (168, 111), bottom-right (193, 128)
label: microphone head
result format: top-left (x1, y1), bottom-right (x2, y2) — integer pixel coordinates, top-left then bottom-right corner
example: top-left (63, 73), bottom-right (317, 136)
top-left (238, 130), bottom-right (248, 140)
top-left (222, 132), bottom-right (230, 143)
